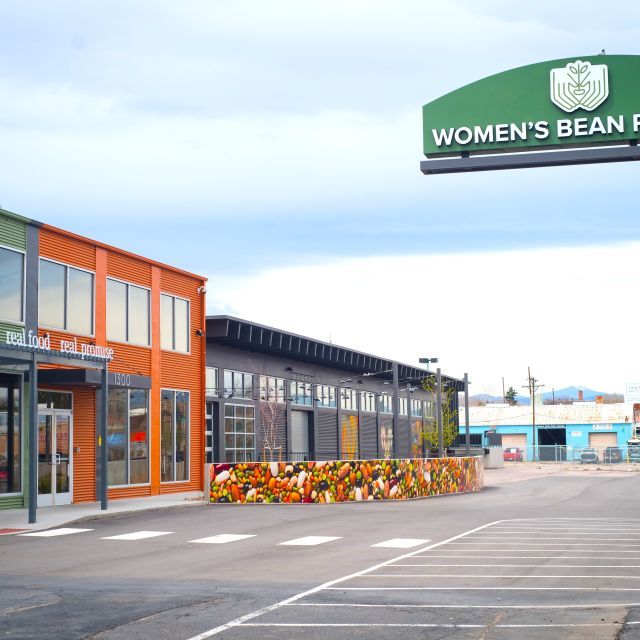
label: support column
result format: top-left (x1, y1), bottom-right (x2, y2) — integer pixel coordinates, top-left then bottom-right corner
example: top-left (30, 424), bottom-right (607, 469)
top-left (392, 363), bottom-right (399, 457)
top-left (28, 354), bottom-right (38, 524)
top-left (100, 364), bottom-right (108, 510)
top-left (436, 367), bottom-right (444, 458)
top-left (464, 373), bottom-right (470, 456)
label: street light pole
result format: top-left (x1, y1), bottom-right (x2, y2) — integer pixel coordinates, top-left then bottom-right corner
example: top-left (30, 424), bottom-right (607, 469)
top-left (436, 367), bottom-right (444, 457)
top-left (464, 372), bottom-right (470, 457)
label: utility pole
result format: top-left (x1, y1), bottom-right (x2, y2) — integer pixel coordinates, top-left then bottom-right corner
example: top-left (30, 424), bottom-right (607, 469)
top-left (523, 367), bottom-right (544, 462)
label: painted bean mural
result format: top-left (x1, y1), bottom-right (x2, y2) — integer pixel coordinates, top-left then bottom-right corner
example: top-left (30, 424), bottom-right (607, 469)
top-left (209, 457), bottom-right (484, 504)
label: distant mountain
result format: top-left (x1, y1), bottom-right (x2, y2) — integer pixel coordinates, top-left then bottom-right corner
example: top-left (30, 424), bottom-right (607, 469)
top-left (470, 386), bottom-right (617, 406)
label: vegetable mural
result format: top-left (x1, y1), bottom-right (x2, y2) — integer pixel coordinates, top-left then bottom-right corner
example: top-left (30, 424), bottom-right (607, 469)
top-left (210, 456), bottom-right (483, 504)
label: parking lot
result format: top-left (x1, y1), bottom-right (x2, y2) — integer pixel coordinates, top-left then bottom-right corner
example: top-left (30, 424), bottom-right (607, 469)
top-left (3, 468), bottom-right (640, 639)
top-left (191, 517), bottom-right (640, 639)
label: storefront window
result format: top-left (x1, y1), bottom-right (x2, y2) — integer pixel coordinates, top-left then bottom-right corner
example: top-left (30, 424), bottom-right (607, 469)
top-left (160, 294), bottom-right (190, 353)
top-left (107, 278), bottom-right (150, 346)
top-left (224, 370), bottom-right (253, 399)
top-left (107, 388), bottom-right (149, 486)
top-left (39, 259), bottom-right (94, 335)
top-left (290, 381), bottom-right (313, 406)
top-left (161, 389), bottom-right (190, 482)
top-left (0, 247), bottom-right (24, 324)
top-left (0, 376), bottom-right (21, 494)
top-left (224, 404), bottom-right (255, 462)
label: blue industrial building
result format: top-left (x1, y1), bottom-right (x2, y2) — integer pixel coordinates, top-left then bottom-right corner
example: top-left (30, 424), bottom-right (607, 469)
top-left (459, 402), bottom-right (636, 462)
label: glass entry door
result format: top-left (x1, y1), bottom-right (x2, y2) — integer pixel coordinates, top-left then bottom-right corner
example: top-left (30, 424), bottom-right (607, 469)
top-left (37, 411), bottom-right (72, 506)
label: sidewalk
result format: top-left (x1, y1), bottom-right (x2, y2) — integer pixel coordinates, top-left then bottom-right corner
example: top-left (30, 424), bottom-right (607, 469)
top-left (0, 491), bottom-right (206, 534)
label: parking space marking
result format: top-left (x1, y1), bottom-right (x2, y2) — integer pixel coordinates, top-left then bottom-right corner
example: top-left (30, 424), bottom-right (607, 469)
top-left (20, 528), bottom-right (93, 537)
top-left (278, 536), bottom-right (342, 546)
top-left (101, 530), bottom-right (173, 540)
top-left (392, 563), bottom-right (640, 568)
top-left (190, 534), bottom-right (256, 544)
top-left (325, 586), bottom-right (640, 591)
top-left (364, 574), bottom-right (640, 579)
top-left (185, 519), bottom-right (504, 639)
top-left (239, 622), bottom-right (623, 628)
top-left (371, 538), bottom-right (430, 548)
top-left (288, 602), bottom-right (639, 609)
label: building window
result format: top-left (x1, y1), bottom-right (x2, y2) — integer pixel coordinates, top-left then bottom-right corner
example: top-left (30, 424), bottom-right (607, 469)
top-left (359, 391), bottom-right (376, 412)
top-left (290, 380), bottom-right (313, 406)
top-left (0, 246), bottom-right (24, 324)
top-left (411, 399), bottom-right (423, 417)
top-left (205, 402), bottom-right (215, 464)
top-left (206, 367), bottom-right (219, 396)
top-left (316, 384), bottom-right (337, 408)
top-left (107, 388), bottom-right (149, 486)
top-left (379, 393), bottom-right (393, 414)
top-left (39, 259), bottom-right (94, 335)
top-left (260, 376), bottom-right (286, 403)
top-left (0, 375), bottom-right (21, 494)
top-left (107, 279), bottom-right (150, 346)
top-left (223, 370), bottom-right (254, 399)
top-left (340, 388), bottom-right (357, 411)
top-left (224, 404), bottom-right (255, 462)
top-left (160, 293), bottom-right (190, 353)
top-left (398, 397), bottom-right (408, 416)
top-left (161, 390), bottom-right (190, 482)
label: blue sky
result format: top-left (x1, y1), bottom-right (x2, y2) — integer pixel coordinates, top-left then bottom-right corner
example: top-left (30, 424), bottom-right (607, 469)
top-left (2, 1), bottom-right (640, 393)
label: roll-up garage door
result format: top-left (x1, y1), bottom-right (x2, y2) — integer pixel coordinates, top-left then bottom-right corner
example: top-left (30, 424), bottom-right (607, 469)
top-left (291, 410), bottom-right (310, 460)
top-left (502, 434), bottom-right (527, 449)
top-left (589, 432), bottom-right (617, 450)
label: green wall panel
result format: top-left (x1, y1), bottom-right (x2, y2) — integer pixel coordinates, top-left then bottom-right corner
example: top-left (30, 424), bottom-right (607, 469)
top-left (0, 495), bottom-right (25, 510)
top-left (0, 212), bottom-right (27, 251)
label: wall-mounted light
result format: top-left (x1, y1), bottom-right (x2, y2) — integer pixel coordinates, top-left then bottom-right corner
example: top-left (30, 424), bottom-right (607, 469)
top-left (285, 366), bottom-right (294, 372)
top-left (195, 329), bottom-right (204, 337)
top-left (197, 285), bottom-right (207, 294)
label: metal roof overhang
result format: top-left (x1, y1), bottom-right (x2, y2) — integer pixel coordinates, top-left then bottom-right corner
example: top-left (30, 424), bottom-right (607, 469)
top-left (206, 316), bottom-right (464, 391)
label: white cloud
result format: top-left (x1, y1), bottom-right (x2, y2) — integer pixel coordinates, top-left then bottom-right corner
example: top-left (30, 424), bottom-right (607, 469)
top-left (206, 242), bottom-right (640, 394)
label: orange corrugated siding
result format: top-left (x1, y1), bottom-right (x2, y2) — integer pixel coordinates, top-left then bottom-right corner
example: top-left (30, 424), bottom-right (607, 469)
top-left (107, 252), bottom-right (152, 288)
top-left (36, 224), bottom-right (206, 503)
top-left (159, 268), bottom-right (205, 494)
top-left (72, 388), bottom-right (96, 503)
top-left (39, 228), bottom-right (96, 271)
top-left (107, 342), bottom-right (151, 376)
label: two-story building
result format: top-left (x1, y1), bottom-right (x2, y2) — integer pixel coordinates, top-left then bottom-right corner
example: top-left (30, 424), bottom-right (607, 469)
top-left (0, 207), bottom-right (206, 521)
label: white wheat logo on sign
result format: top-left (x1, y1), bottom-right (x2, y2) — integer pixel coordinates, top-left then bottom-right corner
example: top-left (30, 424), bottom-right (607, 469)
top-left (550, 60), bottom-right (609, 112)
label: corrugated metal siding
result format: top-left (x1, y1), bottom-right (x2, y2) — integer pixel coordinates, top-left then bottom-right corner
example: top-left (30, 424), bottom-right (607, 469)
top-left (107, 252), bottom-right (152, 287)
top-left (0, 213), bottom-right (27, 250)
top-left (360, 414), bottom-right (378, 459)
top-left (72, 388), bottom-right (96, 503)
top-left (317, 410), bottom-right (338, 458)
top-left (0, 495), bottom-right (24, 510)
top-left (108, 342), bottom-right (151, 376)
top-left (39, 229), bottom-right (96, 271)
top-left (160, 349), bottom-right (204, 494)
top-left (159, 267), bottom-right (204, 494)
top-left (0, 322), bottom-right (22, 341)
top-left (396, 417), bottom-right (410, 458)
top-left (108, 484), bottom-right (152, 500)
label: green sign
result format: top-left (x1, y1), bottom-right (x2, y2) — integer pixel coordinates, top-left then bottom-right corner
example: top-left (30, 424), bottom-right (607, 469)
top-left (422, 55), bottom-right (640, 157)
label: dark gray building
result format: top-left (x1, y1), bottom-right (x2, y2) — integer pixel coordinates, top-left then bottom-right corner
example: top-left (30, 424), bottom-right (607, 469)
top-left (205, 316), bottom-right (464, 463)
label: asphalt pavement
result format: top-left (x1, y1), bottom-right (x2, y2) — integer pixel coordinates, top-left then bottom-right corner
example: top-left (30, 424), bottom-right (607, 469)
top-left (2, 467), bottom-right (640, 639)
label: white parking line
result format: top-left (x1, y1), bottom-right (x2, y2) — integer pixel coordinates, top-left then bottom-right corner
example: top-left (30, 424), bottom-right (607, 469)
top-left (364, 574), bottom-right (640, 579)
top-left (371, 538), bottom-right (430, 548)
top-left (190, 534), bottom-right (256, 544)
top-left (20, 527), bottom-right (93, 537)
top-left (392, 563), bottom-right (640, 568)
top-left (102, 531), bottom-right (173, 541)
top-left (449, 542), bottom-right (640, 546)
top-left (288, 602), bottom-right (639, 609)
top-left (185, 519), bottom-right (505, 639)
top-left (278, 536), bottom-right (342, 546)
top-left (325, 586), bottom-right (640, 591)
top-left (239, 622), bottom-right (623, 628)
top-left (465, 535), bottom-right (640, 541)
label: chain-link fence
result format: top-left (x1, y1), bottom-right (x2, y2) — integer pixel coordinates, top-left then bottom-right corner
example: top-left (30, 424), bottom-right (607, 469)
top-left (502, 444), bottom-right (640, 465)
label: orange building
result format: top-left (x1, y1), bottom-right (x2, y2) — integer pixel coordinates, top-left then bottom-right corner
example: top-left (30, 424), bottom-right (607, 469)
top-left (0, 207), bottom-right (206, 519)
